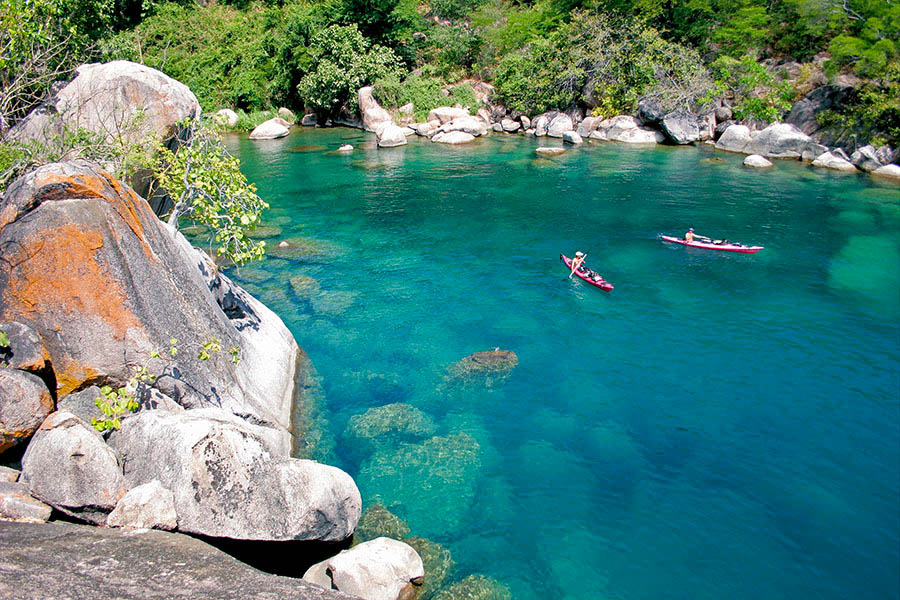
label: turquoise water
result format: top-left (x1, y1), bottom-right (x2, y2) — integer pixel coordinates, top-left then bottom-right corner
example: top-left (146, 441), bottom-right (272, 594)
top-left (223, 129), bottom-right (899, 600)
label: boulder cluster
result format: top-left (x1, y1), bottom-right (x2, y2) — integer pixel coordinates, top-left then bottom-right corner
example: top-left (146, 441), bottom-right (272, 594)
top-left (335, 84), bottom-right (899, 181)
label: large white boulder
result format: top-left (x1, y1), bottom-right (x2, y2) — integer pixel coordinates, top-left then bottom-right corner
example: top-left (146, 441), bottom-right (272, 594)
top-left (546, 114), bottom-right (574, 138)
top-left (661, 110), bottom-right (700, 144)
top-left (432, 131), bottom-right (476, 145)
top-left (811, 152), bottom-right (858, 172)
top-left (439, 116), bottom-right (488, 137)
top-left (500, 119), bottom-right (520, 133)
top-left (107, 480), bottom-right (178, 530)
top-left (359, 86), bottom-right (394, 132)
top-left (563, 131), bottom-right (583, 145)
top-left (744, 154), bottom-right (774, 168)
top-left (11, 60), bottom-right (200, 149)
top-left (214, 109), bottom-right (239, 128)
top-left (715, 124), bottom-right (752, 153)
top-left (743, 123), bottom-right (814, 158)
top-left (376, 124), bottom-right (408, 148)
top-left (249, 119), bottom-right (290, 139)
top-left (20, 411), bottom-right (126, 525)
top-left (427, 107), bottom-right (470, 125)
top-left (303, 537), bottom-right (424, 600)
top-left (872, 164), bottom-right (900, 180)
top-left (108, 408), bottom-right (361, 541)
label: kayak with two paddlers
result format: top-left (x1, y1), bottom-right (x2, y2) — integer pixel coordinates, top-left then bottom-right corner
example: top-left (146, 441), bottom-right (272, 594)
top-left (560, 254), bottom-right (614, 291)
top-left (659, 234), bottom-right (764, 254)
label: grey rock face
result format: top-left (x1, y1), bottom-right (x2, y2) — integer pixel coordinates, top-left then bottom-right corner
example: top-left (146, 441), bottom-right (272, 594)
top-left (872, 164), bottom-right (900, 180)
top-left (0, 162), bottom-right (300, 449)
top-left (546, 114), bottom-right (574, 138)
top-left (743, 123), bottom-right (814, 158)
top-left (20, 411), bottom-right (125, 524)
top-left (637, 98), bottom-right (665, 125)
top-left (432, 131), bottom-right (476, 145)
top-left (0, 322), bottom-right (47, 374)
top-left (714, 105), bottom-right (733, 123)
top-left (0, 368), bottom-right (54, 453)
top-left (851, 145), bottom-right (883, 172)
top-left (107, 480), bottom-right (177, 530)
top-left (500, 119), bottom-right (520, 133)
top-left (109, 408), bottom-right (361, 541)
top-left (0, 481), bottom-right (52, 522)
top-left (576, 116), bottom-right (599, 137)
top-left (0, 521), bottom-right (360, 600)
top-left (302, 113), bottom-right (319, 126)
top-left (304, 537), bottom-right (424, 600)
top-left (696, 112), bottom-right (716, 142)
top-left (875, 145), bottom-right (895, 165)
top-left (0, 466), bottom-right (19, 482)
top-left (801, 143), bottom-right (829, 162)
top-left (661, 110), bottom-right (700, 144)
top-left (786, 83), bottom-right (854, 136)
top-left (533, 114), bottom-right (551, 136)
top-left (439, 117), bottom-right (488, 137)
top-left (11, 60), bottom-right (200, 150)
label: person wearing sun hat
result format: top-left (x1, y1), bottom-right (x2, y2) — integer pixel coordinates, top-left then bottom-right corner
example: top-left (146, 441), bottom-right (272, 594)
top-left (569, 250), bottom-right (587, 278)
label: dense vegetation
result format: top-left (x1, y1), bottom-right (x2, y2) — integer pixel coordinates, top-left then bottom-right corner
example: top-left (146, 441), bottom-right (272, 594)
top-left (2, 0), bottom-right (899, 144)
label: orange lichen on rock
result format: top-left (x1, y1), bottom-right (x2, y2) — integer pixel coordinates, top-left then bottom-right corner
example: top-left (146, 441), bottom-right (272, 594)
top-left (33, 170), bottom-right (156, 249)
top-left (1, 223), bottom-right (141, 338)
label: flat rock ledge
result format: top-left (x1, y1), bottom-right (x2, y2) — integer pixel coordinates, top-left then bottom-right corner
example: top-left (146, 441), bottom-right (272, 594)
top-left (0, 520), bottom-right (360, 600)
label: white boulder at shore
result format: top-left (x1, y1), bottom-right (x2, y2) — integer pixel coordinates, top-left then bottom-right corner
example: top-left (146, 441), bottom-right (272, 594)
top-left (811, 152), bottom-right (858, 172)
top-left (590, 116), bottom-right (663, 143)
top-left (715, 124), bottom-right (752, 153)
top-left (563, 131), bottom-right (583, 145)
top-left (432, 131), bottom-right (476, 144)
top-left (872, 164), bottom-right (900, 180)
top-left (303, 537), bottom-right (424, 600)
top-left (214, 109), bottom-right (239, 128)
top-left (744, 123), bottom-right (814, 158)
top-left (376, 124), bottom-right (408, 148)
top-left (249, 118), bottom-right (289, 139)
top-left (744, 154), bottom-right (774, 168)
top-left (359, 86), bottom-right (393, 132)
top-left (427, 106), bottom-right (470, 125)
top-left (438, 116), bottom-right (488, 137)
top-left (547, 113), bottom-right (574, 138)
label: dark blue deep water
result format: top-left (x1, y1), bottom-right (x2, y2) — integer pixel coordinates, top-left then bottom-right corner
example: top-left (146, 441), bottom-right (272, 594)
top-left (223, 128), bottom-right (899, 600)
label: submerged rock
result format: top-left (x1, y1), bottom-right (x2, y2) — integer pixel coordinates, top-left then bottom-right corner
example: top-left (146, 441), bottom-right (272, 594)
top-left (407, 536), bottom-right (455, 600)
top-left (344, 403), bottom-right (437, 447)
top-left (358, 433), bottom-right (482, 538)
top-left (354, 504), bottom-right (411, 543)
top-left (445, 349), bottom-right (518, 386)
top-left (304, 537), bottom-right (424, 600)
top-left (268, 236), bottom-right (343, 261)
top-left (534, 147), bottom-right (565, 157)
top-left (432, 574), bottom-right (512, 600)
top-left (289, 274), bottom-right (322, 299)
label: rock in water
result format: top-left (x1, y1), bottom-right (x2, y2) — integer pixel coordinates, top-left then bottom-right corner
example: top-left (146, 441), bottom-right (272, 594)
top-left (546, 114), bottom-right (574, 138)
top-left (563, 131), bottom-right (583, 145)
top-left (535, 147), bottom-right (565, 157)
top-left (344, 403), bottom-right (437, 449)
top-left (744, 154), bottom-right (774, 168)
top-left (715, 124), bottom-right (752, 153)
top-left (0, 368), bottom-right (53, 453)
top-left (0, 162), bottom-right (301, 451)
top-left (743, 123), bottom-right (814, 158)
top-left (432, 574), bottom-right (512, 600)
top-left (304, 537), bottom-right (424, 600)
top-left (811, 152), bottom-right (858, 172)
top-left (432, 131), bottom-right (476, 145)
top-left (20, 411), bottom-right (126, 524)
top-left (249, 118), bottom-right (290, 139)
top-left (108, 408), bottom-right (361, 541)
top-left (377, 124), bottom-right (409, 148)
top-left (360, 87), bottom-right (394, 132)
top-left (445, 349), bottom-right (519, 385)
top-left (872, 164), bottom-right (900, 180)
top-left (354, 504), bottom-right (411, 543)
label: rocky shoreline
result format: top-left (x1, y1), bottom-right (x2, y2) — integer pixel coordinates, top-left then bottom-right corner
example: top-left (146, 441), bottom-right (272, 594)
top-left (243, 83), bottom-right (900, 182)
top-left (1, 60), bottom-right (518, 600)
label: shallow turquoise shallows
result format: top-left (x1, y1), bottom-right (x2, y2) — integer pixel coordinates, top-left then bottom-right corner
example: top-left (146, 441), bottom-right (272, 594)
top-left (222, 128), bottom-right (899, 600)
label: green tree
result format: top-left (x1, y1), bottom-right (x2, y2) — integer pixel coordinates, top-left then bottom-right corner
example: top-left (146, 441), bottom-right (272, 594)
top-left (297, 23), bottom-right (402, 119)
top-left (155, 120), bottom-right (268, 266)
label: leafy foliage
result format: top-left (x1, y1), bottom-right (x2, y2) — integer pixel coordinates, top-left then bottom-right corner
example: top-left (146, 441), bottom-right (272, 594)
top-left (494, 12), bottom-right (711, 116)
top-left (0, 329), bottom-right (9, 348)
top-left (297, 23), bottom-right (402, 118)
top-left (155, 120), bottom-right (268, 266)
top-left (707, 55), bottom-right (794, 122)
top-left (374, 75), bottom-right (477, 121)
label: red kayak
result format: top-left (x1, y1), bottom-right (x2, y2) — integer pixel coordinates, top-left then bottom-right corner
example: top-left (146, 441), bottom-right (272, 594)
top-left (659, 235), bottom-right (763, 254)
top-left (561, 254), bottom-right (614, 291)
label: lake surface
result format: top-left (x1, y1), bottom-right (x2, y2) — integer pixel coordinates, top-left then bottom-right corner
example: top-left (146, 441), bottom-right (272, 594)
top-left (223, 128), bottom-right (899, 600)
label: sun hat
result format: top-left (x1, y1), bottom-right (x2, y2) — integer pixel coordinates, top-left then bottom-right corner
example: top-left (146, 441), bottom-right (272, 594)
top-left (575, 251), bottom-right (584, 257)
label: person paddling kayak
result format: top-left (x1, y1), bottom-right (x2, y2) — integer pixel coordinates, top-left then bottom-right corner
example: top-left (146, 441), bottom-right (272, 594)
top-left (569, 251), bottom-right (587, 278)
top-left (685, 228), bottom-right (709, 243)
